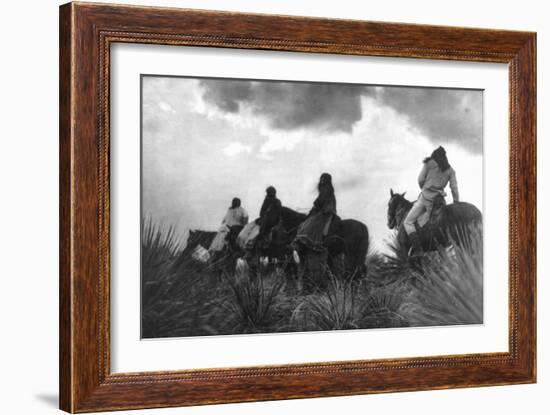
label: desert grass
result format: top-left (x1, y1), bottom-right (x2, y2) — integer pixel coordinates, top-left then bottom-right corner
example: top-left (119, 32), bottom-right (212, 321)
top-left (220, 267), bottom-right (286, 333)
top-left (141, 219), bottom-right (483, 338)
top-left (290, 270), bottom-right (362, 331)
top-left (399, 224), bottom-right (483, 326)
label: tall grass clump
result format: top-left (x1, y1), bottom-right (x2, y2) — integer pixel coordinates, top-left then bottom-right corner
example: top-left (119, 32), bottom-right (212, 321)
top-left (142, 217), bottom-right (180, 284)
top-left (221, 268), bottom-right (285, 333)
top-left (359, 223), bottom-right (483, 328)
top-left (291, 269), bottom-right (364, 331)
top-left (358, 286), bottom-right (410, 328)
top-left (400, 223), bottom-right (483, 326)
top-left (141, 218), bottom-right (213, 338)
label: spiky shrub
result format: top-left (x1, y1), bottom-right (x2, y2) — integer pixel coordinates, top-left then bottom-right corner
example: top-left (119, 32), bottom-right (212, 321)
top-left (141, 218), bottom-right (181, 337)
top-left (141, 218), bottom-right (180, 286)
top-left (357, 223), bottom-right (483, 329)
top-left (358, 286), bottom-right (410, 328)
top-left (141, 218), bottom-right (219, 338)
top-left (354, 242), bottom-right (418, 328)
top-left (400, 223), bottom-right (483, 326)
top-left (291, 269), bottom-right (364, 331)
top-left (221, 268), bottom-right (285, 333)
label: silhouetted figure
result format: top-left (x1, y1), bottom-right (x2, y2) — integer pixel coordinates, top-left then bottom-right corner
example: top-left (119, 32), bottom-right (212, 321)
top-left (257, 186), bottom-right (282, 238)
top-left (293, 173), bottom-right (338, 252)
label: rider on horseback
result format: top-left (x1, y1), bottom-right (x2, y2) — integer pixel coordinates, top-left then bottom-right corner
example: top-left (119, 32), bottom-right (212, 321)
top-left (404, 146), bottom-right (460, 256)
top-left (220, 197), bottom-right (249, 251)
top-left (292, 173), bottom-right (339, 260)
top-left (257, 186), bottom-right (282, 240)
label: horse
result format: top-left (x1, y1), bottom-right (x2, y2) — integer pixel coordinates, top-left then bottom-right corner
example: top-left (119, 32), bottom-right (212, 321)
top-left (170, 229), bottom-right (243, 280)
top-left (265, 207), bottom-right (369, 277)
top-left (172, 230), bottom-right (215, 268)
top-left (238, 207), bottom-right (305, 277)
top-left (387, 188), bottom-right (482, 253)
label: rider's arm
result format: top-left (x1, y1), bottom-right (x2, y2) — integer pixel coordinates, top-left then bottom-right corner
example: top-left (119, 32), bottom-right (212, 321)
top-left (418, 162), bottom-right (429, 189)
top-left (449, 168), bottom-right (460, 202)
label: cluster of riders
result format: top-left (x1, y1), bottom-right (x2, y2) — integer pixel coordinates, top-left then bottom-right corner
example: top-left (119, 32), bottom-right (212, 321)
top-left (206, 146), bottom-right (481, 274)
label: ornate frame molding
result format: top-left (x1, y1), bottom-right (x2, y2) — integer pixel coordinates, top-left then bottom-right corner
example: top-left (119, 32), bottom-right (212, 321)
top-left (60, 2), bottom-right (536, 412)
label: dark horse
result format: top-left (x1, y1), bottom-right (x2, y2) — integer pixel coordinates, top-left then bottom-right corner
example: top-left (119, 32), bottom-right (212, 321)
top-left (263, 206), bottom-right (369, 274)
top-left (387, 189), bottom-right (482, 253)
top-left (171, 229), bottom-right (242, 279)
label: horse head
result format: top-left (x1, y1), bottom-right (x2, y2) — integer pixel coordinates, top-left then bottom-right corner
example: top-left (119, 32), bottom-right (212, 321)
top-left (387, 189), bottom-right (408, 230)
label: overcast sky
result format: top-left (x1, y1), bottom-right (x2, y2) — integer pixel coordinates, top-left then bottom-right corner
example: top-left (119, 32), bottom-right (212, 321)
top-left (142, 76), bottom-right (483, 252)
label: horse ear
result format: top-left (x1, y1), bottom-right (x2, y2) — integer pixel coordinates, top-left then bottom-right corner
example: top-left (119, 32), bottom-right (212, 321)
top-left (401, 191), bottom-right (406, 197)
top-left (390, 188), bottom-right (394, 197)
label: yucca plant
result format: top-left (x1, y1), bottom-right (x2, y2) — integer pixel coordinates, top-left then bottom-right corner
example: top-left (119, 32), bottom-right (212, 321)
top-left (141, 218), bottom-right (182, 310)
top-left (141, 218), bottom-right (210, 338)
top-left (399, 223), bottom-right (483, 326)
top-left (358, 286), bottom-right (410, 328)
top-left (141, 218), bottom-right (180, 283)
top-left (292, 269), bottom-right (363, 331)
top-left (358, 223), bottom-right (483, 329)
top-left (221, 269), bottom-right (285, 333)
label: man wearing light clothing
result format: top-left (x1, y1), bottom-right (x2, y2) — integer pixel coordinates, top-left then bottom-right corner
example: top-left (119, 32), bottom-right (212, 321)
top-left (404, 146), bottom-right (460, 255)
top-left (209, 197), bottom-right (249, 253)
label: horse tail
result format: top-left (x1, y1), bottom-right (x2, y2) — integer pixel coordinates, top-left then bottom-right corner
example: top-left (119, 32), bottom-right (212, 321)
top-left (444, 202), bottom-right (483, 246)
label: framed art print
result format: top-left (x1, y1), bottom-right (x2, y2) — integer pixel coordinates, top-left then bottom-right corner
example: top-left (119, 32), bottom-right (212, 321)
top-left (59, 2), bottom-right (536, 412)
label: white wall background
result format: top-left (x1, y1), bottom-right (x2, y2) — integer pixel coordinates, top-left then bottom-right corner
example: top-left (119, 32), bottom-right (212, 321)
top-left (0, 0), bottom-right (546, 414)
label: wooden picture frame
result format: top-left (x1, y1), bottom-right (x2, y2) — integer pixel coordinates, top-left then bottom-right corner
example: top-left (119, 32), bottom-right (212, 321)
top-left (59, 2), bottom-right (536, 412)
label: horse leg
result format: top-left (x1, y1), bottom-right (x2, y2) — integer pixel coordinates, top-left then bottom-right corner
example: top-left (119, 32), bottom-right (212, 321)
top-left (282, 261), bottom-right (296, 294)
top-left (296, 257), bottom-right (309, 295)
top-left (293, 261), bottom-right (302, 294)
top-left (330, 252), bottom-right (346, 278)
top-left (305, 250), bottom-right (328, 292)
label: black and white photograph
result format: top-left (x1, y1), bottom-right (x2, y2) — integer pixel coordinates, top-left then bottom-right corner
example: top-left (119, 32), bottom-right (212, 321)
top-left (3, 0), bottom-right (545, 413)
top-left (141, 75), bottom-right (484, 339)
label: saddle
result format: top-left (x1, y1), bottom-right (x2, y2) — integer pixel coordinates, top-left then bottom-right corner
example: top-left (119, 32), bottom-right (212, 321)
top-left (415, 195), bottom-right (446, 231)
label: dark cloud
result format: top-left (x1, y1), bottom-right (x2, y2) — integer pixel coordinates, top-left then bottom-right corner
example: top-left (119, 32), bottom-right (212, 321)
top-left (200, 79), bottom-right (363, 133)
top-left (200, 79), bottom-right (482, 153)
top-left (201, 81), bottom-right (253, 113)
top-left (375, 87), bottom-right (483, 153)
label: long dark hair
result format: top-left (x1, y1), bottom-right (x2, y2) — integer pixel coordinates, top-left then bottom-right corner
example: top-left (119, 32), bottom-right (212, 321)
top-left (317, 172), bottom-right (334, 194)
top-left (424, 146), bottom-right (451, 172)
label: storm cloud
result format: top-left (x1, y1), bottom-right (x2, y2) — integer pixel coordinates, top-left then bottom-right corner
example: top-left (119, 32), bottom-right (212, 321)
top-left (200, 79), bottom-right (363, 133)
top-left (142, 76), bottom-right (483, 253)
top-left (375, 87), bottom-right (483, 153)
top-left (200, 78), bottom-right (483, 154)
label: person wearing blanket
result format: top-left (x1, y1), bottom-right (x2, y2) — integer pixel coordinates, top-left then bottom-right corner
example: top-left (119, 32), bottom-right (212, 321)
top-left (209, 197), bottom-right (249, 253)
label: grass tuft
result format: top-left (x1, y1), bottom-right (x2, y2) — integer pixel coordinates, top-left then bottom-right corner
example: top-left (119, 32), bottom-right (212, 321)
top-left (221, 269), bottom-right (285, 333)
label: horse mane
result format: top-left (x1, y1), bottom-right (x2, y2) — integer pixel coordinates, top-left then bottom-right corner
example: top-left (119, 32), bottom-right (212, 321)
top-left (394, 193), bottom-right (413, 208)
top-left (388, 192), bottom-right (414, 230)
top-left (280, 206), bottom-right (307, 228)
